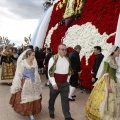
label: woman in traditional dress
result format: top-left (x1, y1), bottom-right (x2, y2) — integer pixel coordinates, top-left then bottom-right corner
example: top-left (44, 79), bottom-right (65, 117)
top-left (9, 49), bottom-right (42, 120)
top-left (0, 45), bottom-right (17, 83)
top-left (85, 46), bottom-right (120, 120)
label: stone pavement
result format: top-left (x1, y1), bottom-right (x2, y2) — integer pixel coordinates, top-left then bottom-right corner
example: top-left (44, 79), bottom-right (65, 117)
top-left (0, 75), bottom-right (89, 120)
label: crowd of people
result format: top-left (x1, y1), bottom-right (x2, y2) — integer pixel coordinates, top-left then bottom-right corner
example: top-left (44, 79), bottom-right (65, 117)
top-left (0, 44), bottom-right (120, 120)
top-left (0, 45), bottom-right (52, 83)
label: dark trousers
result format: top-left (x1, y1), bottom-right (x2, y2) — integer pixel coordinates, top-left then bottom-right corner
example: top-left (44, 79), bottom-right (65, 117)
top-left (45, 68), bottom-right (48, 79)
top-left (49, 82), bottom-right (71, 118)
top-left (70, 71), bottom-right (78, 87)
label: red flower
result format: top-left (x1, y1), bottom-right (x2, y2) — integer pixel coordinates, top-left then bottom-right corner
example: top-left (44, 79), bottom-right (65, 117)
top-left (107, 35), bottom-right (115, 45)
top-left (67, 47), bottom-right (74, 54)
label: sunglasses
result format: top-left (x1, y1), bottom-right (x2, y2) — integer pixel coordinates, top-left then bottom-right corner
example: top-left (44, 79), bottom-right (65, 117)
top-left (59, 48), bottom-right (67, 51)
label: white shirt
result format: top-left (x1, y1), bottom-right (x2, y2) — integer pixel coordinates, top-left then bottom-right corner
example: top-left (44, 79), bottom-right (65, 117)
top-left (48, 55), bottom-right (71, 85)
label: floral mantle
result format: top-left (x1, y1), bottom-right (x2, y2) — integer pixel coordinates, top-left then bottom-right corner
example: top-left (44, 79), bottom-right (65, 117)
top-left (44, 0), bottom-right (120, 89)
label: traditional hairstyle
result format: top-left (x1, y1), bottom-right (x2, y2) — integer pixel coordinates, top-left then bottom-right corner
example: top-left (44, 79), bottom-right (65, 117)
top-left (110, 46), bottom-right (119, 56)
top-left (23, 50), bottom-right (34, 59)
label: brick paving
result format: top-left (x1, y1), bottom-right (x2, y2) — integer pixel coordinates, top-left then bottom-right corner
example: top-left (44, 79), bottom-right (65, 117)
top-left (0, 75), bottom-right (89, 120)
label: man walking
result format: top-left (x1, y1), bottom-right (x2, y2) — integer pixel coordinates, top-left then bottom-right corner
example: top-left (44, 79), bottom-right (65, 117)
top-left (48, 44), bottom-right (74, 120)
top-left (68, 45), bottom-right (81, 101)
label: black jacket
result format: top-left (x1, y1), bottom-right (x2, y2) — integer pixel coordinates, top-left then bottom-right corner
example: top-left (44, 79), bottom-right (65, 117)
top-left (0, 54), bottom-right (17, 65)
top-left (69, 50), bottom-right (80, 72)
top-left (43, 52), bottom-right (53, 65)
top-left (39, 50), bottom-right (45, 61)
top-left (92, 53), bottom-right (104, 79)
top-left (35, 50), bottom-right (40, 60)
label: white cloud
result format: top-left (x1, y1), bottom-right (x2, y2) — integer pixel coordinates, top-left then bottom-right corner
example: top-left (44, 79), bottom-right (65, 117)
top-left (0, 0), bottom-right (45, 46)
top-left (1, 0), bottom-right (44, 19)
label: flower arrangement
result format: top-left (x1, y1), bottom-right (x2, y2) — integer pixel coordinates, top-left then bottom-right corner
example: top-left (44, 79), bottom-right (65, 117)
top-left (63, 22), bottom-right (114, 65)
top-left (44, 0), bottom-right (120, 89)
top-left (45, 23), bottom-right (59, 47)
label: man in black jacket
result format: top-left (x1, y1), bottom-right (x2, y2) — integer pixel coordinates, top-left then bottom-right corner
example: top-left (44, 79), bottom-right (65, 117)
top-left (91, 46), bottom-right (104, 83)
top-left (68, 45), bottom-right (81, 101)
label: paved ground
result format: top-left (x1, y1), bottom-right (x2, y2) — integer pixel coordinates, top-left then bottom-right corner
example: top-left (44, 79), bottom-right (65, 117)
top-left (0, 75), bottom-right (89, 120)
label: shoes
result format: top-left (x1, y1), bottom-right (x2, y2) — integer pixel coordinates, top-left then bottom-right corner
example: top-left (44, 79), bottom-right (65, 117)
top-left (68, 98), bottom-right (75, 101)
top-left (50, 114), bottom-right (55, 119)
top-left (65, 117), bottom-right (74, 120)
top-left (29, 119), bottom-right (35, 120)
top-left (29, 117), bottom-right (35, 120)
top-left (45, 83), bottom-right (49, 86)
top-left (72, 95), bottom-right (76, 98)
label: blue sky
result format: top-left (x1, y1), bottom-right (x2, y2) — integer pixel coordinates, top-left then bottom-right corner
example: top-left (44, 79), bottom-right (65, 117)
top-left (0, 0), bottom-right (46, 46)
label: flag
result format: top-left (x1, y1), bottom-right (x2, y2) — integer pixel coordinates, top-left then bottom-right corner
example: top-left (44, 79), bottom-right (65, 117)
top-left (115, 14), bottom-right (120, 46)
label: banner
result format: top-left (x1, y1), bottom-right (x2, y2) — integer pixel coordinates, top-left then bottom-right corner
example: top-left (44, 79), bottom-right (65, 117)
top-left (115, 14), bottom-right (120, 46)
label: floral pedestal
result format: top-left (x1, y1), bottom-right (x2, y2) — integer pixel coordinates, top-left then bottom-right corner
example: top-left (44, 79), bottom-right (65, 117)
top-left (44, 0), bottom-right (120, 89)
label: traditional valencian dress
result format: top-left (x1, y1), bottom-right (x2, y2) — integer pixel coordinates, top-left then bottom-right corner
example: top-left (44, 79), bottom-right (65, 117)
top-left (10, 59), bottom-right (42, 116)
top-left (85, 57), bottom-right (120, 120)
top-left (0, 51), bottom-right (16, 83)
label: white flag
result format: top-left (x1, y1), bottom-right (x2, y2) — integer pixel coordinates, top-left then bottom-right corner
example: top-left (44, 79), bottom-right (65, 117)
top-left (115, 14), bottom-right (120, 47)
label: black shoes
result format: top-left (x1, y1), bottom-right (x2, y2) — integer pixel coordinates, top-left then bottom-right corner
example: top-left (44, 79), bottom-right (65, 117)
top-left (45, 83), bottom-right (49, 87)
top-left (50, 114), bottom-right (74, 120)
top-left (65, 117), bottom-right (74, 120)
top-left (72, 95), bottom-right (76, 98)
top-left (69, 98), bottom-right (75, 101)
top-left (68, 95), bottom-right (76, 101)
top-left (50, 114), bottom-right (55, 119)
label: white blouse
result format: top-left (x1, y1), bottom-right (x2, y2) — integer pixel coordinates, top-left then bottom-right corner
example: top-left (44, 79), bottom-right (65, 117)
top-left (48, 55), bottom-right (71, 85)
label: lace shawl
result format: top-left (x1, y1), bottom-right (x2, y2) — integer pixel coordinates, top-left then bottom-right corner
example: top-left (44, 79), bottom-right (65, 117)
top-left (10, 59), bottom-right (42, 103)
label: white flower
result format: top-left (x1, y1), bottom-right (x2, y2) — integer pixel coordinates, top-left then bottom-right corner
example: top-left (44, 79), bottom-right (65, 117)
top-left (63, 22), bottom-right (113, 65)
top-left (45, 23), bottom-right (58, 47)
top-left (45, 22), bottom-right (114, 65)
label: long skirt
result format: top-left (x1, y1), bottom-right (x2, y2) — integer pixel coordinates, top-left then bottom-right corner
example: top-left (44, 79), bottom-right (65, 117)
top-left (9, 80), bottom-right (42, 116)
top-left (85, 77), bottom-right (120, 120)
top-left (1, 62), bottom-right (15, 80)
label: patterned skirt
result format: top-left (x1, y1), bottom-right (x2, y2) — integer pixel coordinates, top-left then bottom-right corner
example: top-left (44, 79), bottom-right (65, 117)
top-left (9, 79), bottom-right (42, 116)
top-left (85, 77), bottom-right (120, 120)
top-left (1, 62), bottom-right (15, 80)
